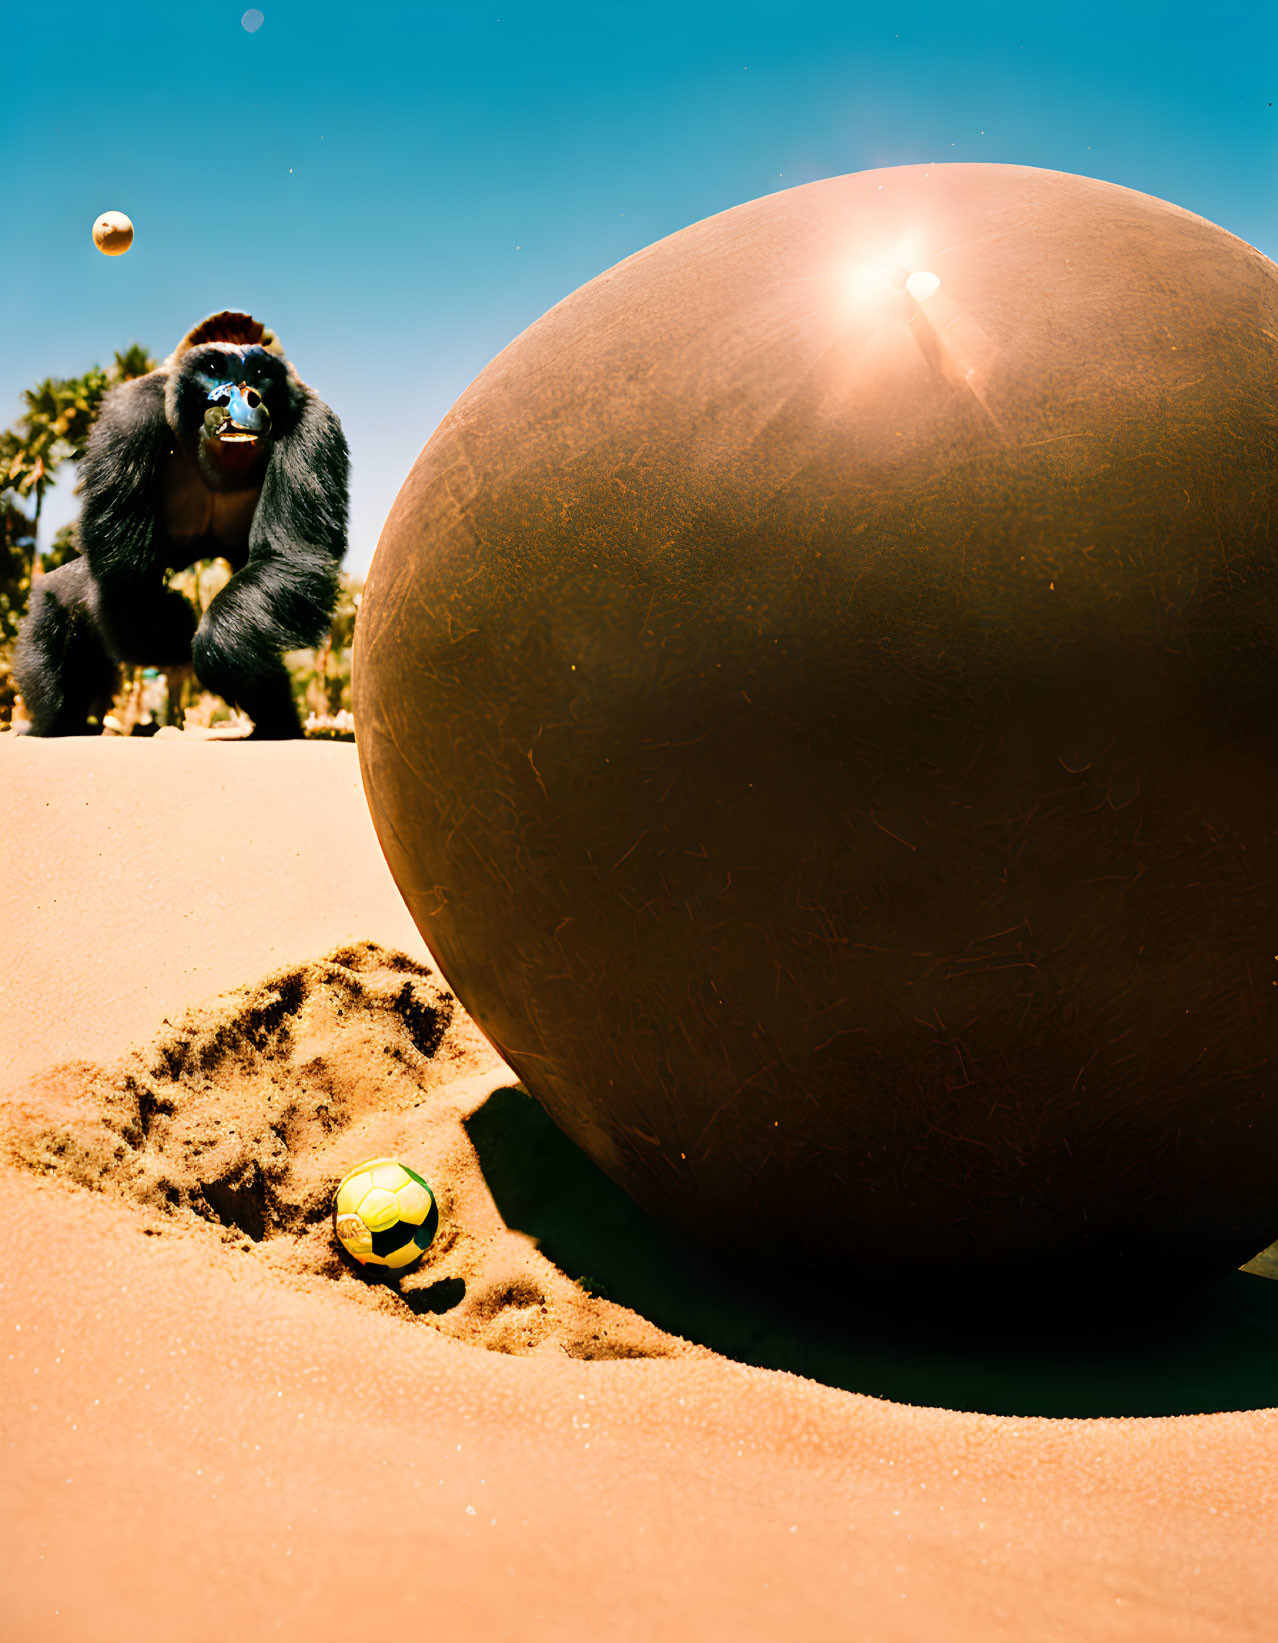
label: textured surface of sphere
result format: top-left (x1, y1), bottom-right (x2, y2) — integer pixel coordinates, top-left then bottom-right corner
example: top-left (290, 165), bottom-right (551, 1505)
top-left (91, 211), bottom-right (133, 255)
top-left (357, 165), bottom-right (1277, 1282)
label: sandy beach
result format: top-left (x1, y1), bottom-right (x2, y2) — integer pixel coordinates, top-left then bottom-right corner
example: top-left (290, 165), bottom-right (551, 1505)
top-left (2, 734), bottom-right (1274, 1642)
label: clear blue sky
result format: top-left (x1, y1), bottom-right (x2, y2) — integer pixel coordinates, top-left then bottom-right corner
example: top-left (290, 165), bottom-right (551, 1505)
top-left (2, 0), bottom-right (1274, 576)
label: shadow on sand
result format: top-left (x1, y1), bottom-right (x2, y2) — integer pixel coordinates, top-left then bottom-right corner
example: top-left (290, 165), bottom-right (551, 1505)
top-left (467, 1084), bottom-right (1278, 1419)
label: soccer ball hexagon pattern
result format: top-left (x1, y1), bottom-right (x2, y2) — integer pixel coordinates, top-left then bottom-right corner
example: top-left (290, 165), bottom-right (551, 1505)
top-left (332, 1157), bottom-right (439, 1270)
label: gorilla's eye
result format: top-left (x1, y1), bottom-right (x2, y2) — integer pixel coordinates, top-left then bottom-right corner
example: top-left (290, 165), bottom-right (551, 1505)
top-left (205, 355), bottom-right (226, 378)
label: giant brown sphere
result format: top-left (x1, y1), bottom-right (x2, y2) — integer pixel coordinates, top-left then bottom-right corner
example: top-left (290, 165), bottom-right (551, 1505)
top-left (357, 165), bottom-right (1277, 1285)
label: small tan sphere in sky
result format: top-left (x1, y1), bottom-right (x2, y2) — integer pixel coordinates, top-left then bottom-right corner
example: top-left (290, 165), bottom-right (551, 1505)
top-left (92, 211), bottom-right (134, 256)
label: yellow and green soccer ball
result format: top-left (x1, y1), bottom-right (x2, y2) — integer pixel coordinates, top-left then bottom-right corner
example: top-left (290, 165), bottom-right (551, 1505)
top-left (332, 1157), bottom-right (439, 1271)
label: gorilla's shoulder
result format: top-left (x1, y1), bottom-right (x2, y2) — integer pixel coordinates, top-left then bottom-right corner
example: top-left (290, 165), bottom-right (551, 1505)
top-left (90, 371), bottom-right (169, 447)
top-left (102, 370), bottom-right (167, 417)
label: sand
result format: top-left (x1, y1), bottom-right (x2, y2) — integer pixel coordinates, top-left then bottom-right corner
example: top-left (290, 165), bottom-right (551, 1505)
top-left (1, 734), bottom-right (1275, 1642)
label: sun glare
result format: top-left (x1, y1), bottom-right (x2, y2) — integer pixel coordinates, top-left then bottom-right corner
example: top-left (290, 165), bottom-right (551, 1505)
top-left (846, 261), bottom-right (900, 300)
top-left (841, 234), bottom-right (938, 313)
top-left (905, 270), bottom-right (940, 302)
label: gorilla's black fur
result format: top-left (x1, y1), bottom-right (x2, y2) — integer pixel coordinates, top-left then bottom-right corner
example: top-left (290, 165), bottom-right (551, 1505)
top-left (14, 311), bottom-right (349, 738)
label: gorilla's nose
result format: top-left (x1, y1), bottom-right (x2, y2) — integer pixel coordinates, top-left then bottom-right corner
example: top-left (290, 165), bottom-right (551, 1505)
top-left (223, 383), bottom-right (272, 432)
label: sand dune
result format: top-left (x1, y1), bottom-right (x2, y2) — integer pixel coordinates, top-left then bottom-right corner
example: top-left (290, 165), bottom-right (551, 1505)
top-left (0, 735), bottom-right (429, 1091)
top-left (6, 939), bottom-right (698, 1365)
top-left (1, 735), bottom-right (1274, 1642)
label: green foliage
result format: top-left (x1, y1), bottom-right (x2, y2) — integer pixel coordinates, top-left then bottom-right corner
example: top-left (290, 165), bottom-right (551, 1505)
top-left (43, 521), bottom-right (79, 572)
top-left (167, 557), bottom-right (233, 616)
top-left (286, 572), bottom-right (363, 736)
top-left (0, 494), bottom-right (34, 658)
top-left (0, 347), bottom-right (156, 704)
top-left (2, 348), bottom-right (154, 513)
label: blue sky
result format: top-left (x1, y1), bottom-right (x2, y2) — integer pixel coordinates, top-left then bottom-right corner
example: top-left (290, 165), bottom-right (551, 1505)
top-left (2, 0), bottom-right (1273, 576)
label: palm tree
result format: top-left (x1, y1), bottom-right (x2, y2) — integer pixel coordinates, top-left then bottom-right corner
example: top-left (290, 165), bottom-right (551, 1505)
top-left (2, 347), bottom-right (154, 588)
top-left (0, 491), bottom-right (34, 651)
top-left (4, 378), bottom-right (65, 567)
top-left (1, 346), bottom-right (157, 716)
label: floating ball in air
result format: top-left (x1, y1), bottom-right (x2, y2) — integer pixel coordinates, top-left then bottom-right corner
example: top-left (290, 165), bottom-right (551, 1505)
top-left (91, 211), bottom-right (133, 256)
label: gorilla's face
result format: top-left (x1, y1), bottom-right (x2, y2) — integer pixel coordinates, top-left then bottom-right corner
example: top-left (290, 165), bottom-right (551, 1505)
top-left (174, 344), bottom-right (294, 488)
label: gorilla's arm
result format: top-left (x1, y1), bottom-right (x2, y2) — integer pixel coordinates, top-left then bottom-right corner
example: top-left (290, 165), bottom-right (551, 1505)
top-left (78, 373), bottom-right (195, 664)
top-left (191, 392), bottom-right (349, 737)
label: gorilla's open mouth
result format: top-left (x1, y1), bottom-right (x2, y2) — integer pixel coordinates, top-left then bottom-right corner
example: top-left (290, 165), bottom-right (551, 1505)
top-left (202, 405), bottom-right (268, 449)
top-left (204, 385), bottom-right (272, 446)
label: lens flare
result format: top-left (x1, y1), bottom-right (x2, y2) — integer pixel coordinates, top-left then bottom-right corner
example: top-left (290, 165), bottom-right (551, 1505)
top-left (905, 271), bottom-right (941, 302)
top-left (847, 261), bottom-right (899, 300)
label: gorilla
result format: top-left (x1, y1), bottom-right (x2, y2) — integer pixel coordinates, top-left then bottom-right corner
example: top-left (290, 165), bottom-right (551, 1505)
top-left (14, 311), bottom-right (349, 738)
